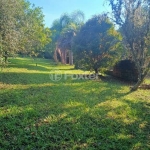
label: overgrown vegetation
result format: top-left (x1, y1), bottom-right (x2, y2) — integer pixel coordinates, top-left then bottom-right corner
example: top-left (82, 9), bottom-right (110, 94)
top-left (108, 0), bottom-right (150, 91)
top-left (113, 60), bottom-right (138, 82)
top-left (0, 58), bottom-right (150, 149)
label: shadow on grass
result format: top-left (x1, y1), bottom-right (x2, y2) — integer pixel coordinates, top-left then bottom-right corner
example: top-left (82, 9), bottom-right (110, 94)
top-left (8, 64), bottom-right (51, 72)
top-left (0, 81), bottom-right (149, 149)
top-left (0, 72), bottom-right (52, 84)
top-left (7, 58), bottom-right (57, 72)
top-left (0, 71), bottom-right (136, 89)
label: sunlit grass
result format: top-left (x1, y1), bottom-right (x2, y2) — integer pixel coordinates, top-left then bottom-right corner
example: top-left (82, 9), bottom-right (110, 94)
top-left (0, 57), bottom-right (150, 149)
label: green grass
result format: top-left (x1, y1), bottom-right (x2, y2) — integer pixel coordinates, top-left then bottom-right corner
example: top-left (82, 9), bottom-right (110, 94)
top-left (0, 57), bottom-right (150, 150)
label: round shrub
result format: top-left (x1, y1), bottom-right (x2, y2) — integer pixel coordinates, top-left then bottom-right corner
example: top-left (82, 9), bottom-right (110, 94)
top-left (113, 59), bottom-right (138, 82)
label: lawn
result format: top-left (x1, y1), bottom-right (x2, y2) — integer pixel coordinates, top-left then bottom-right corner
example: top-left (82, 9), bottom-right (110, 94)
top-left (0, 57), bottom-right (150, 150)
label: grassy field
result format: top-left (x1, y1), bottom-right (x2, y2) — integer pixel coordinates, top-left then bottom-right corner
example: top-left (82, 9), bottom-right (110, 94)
top-left (0, 57), bottom-right (150, 150)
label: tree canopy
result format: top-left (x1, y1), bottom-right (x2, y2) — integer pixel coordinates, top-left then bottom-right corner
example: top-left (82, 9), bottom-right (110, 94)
top-left (73, 14), bottom-right (122, 73)
top-left (108, 0), bottom-right (150, 91)
top-left (0, 0), bottom-right (51, 64)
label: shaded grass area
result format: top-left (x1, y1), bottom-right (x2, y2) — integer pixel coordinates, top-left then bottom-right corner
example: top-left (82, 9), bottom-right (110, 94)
top-left (0, 58), bottom-right (150, 150)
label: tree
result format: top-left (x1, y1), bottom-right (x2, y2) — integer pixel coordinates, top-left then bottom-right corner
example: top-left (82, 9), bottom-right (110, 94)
top-left (51, 11), bottom-right (84, 64)
top-left (18, 2), bottom-right (51, 57)
top-left (108, 0), bottom-right (150, 91)
top-left (0, 0), bottom-right (24, 63)
top-left (0, 0), bottom-right (51, 65)
top-left (73, 14), bottom-right (122, 74)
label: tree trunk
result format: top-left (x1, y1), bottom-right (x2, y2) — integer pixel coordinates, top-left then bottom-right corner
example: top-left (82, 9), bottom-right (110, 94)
top-left (130, 67), bottom-right (150, 91)
top-left (53, 49), bottom-right (58, 62)
top-left (4, 51), bottom-right (8, 63)
top-left (130, 77), bottom-right (144, 91)
top-left (94, 68), bottom-right (98, 74)
top-left (94, 68), bottom-right (99, 79)
top-left (61, 50), bottom-right (66, 64)
top-left (4, 56), bottom-right (7, 63)
top-left (69, 51), bottom-right (73, 65)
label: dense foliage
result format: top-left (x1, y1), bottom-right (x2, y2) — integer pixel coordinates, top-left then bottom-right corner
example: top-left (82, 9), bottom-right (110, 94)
top-left (73, 14), bottom-right (122, 73)
top-left (0, 0), bottom-right (51, 64)
top-left (108, 0), bottom-right (150, 91)
top-left (113, 60), bottom-right (138, 82)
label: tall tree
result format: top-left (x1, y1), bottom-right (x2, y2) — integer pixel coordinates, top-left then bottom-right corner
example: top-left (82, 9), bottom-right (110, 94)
top-left (18, 2), bottom-right (51, 57)
top-left (73, 14), bottom-right (122, 74)
top-left (0, 0), bottom-right (51, 64)
top-left (51, 11), bottom-right (84, 64)
top-left (0, 0), bottom-right (23, 62)
top-left (108, 0), bottom-right (150, 91)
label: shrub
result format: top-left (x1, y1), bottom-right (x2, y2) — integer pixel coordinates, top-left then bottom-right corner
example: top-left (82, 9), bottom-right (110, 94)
top-left (113, 60), bottom-right (138, 82)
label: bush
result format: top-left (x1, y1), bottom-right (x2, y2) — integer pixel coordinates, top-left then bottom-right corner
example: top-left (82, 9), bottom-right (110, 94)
top-left (113, 60), bottom-right (138, 82)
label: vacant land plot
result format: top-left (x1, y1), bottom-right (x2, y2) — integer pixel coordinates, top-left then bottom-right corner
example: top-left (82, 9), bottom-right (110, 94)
top-left (0, 58), bottom-right (150, 150)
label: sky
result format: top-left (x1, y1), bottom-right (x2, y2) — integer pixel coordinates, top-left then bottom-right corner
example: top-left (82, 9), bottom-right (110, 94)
top-left (28, 0), bottom-right (111, 28)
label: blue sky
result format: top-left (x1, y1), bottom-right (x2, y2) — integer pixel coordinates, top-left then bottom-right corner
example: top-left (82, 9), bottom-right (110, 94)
top-left (28, 0), bottom-right (111, 28)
